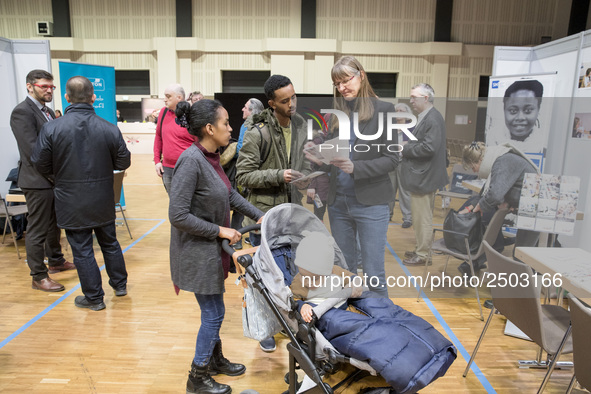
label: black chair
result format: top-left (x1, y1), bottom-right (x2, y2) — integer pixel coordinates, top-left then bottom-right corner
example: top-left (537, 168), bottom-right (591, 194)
top-left (418, 207), bottom-right (509, 320)
top-left (113, 171), bottom-right (132, 239)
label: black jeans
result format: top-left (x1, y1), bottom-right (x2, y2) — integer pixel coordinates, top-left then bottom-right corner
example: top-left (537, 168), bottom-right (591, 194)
top-left (65, 223), bottom-right (127, 303)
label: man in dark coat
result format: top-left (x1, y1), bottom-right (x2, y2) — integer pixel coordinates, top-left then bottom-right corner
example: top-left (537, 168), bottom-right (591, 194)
top-left (32, 76), bottom-right (131, 311)
top-left (10, 69), bottom-right (75, 292)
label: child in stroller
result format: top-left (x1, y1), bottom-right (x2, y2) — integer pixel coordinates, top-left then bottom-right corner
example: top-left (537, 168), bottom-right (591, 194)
top-left (289, 230), bottom-right (456, 393)
top-left (226, 204), bottom-right (456, 394)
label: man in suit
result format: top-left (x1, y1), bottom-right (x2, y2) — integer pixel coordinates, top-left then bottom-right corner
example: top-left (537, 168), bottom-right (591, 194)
top-left (400, 83), bottom-right (449, 266)
top-left (10, 69), bottom-right (75, 292)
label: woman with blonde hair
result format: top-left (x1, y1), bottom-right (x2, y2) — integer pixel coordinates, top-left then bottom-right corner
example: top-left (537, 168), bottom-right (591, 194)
top-left (458, 141), bottom-right (540, 274)
top-left (305, 55), bottom-right (398, 297)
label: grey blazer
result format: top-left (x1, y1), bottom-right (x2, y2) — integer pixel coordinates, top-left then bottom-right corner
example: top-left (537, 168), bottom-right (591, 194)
top-left (169, 144), bottom-right (264, 295)
top-left (10, 97), bottom-right (55, 189)
top-left (400, 107), bottom-right (449, 194)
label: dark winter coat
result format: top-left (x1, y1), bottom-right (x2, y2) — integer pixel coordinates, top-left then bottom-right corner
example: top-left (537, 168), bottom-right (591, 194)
top-left (31, 103), bottom-right (131, 230)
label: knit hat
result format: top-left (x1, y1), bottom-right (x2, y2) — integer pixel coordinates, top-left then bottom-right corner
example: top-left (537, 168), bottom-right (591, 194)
top-left (294, 230), bottom-right (335, 276)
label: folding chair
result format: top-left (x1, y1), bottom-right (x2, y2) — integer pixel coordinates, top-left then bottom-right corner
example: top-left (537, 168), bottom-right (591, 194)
top-left (565, 294), bottom-right (591, 394)
top-left (0, 192), bottom-right (28, 259)
top-left (463, 241), bottom-right (572, 393)
top-left (113, 171), bottom-right (132, 239)
top-left (417, 207), bottom-right (509, 320)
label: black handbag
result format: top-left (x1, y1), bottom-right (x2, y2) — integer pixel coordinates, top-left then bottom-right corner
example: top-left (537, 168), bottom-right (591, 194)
top-left (443, 210), bottom-right (483, 255)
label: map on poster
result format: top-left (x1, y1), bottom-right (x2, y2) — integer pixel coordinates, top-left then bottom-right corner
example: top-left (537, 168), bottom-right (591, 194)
top-left (516, 174), bottom-right (580, 236)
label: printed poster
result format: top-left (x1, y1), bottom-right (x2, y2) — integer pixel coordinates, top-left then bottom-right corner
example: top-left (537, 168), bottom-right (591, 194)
top-left (485, 73), bottom-right (556, 171)
top-left (517, 174), bottom-right (580, 236)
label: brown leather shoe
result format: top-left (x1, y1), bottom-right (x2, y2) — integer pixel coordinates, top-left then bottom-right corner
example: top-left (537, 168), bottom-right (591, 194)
top-left (48, 261), bottom-right (76, 274)
top-left (402, 255), bottom-right (432, 266)
top-left (32, 277), bottom-right (65, 292)
top-left (404, 251), bottom-right (417, 259)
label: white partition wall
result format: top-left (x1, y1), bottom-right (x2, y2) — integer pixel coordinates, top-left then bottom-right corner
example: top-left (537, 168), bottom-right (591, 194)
top-left (0, 38), bottom-right (51, 196)
top-left (492, 32), bottom-right (591, 250)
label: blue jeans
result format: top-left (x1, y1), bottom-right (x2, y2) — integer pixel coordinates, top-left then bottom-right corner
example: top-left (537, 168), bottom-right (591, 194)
top-left (194, 293), bottom-right (225, 366)
top-left (65, 223), bottom-right (127, 303)
top-left (328, 194), bottom-right (390, 297)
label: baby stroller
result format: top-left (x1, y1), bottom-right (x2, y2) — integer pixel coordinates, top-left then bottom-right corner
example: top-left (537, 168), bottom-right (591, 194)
top-left (222, 204), bottom-right (456, 394)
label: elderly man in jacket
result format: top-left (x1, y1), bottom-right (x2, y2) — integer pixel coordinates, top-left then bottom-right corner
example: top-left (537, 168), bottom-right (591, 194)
top-left (32, 76), bottom-right (131, 311)
top-left (400, 83), bottom-right (449, 266)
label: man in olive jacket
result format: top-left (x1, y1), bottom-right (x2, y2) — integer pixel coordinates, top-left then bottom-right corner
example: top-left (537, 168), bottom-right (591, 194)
top-left (235, 74), bottom-right (311, 352)
top-left (236, 75), bottom-right (311, 244)
top-left (32, 76), bottom-right (131, 311)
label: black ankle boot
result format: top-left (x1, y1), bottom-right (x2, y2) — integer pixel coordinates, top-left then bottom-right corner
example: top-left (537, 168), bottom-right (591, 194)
top-left (186, 361), bottom-right (231, 394)
top-left (209, 341), bottom-right (246, 376)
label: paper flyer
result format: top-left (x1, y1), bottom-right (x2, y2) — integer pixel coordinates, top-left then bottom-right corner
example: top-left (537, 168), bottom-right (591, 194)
top-left (516, 174), bottom-right (579, 235)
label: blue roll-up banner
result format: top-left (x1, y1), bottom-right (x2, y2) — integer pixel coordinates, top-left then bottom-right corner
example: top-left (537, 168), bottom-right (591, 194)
top-left (58, 61), bottom-right (126, 207)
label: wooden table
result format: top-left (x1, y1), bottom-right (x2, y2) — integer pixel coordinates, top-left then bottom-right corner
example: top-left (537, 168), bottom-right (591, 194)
top-left (5, 194), bottom-right (26, 203)
top-left (515, 246), bottom-right (591, 393)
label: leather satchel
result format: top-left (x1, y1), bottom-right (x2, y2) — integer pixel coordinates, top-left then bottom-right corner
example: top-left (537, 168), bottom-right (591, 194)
top-left (443, 210), bottom-right (483, 255)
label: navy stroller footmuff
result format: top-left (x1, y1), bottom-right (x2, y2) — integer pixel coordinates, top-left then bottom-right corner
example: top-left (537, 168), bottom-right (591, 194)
top-left (317, 297), bottom-right (456, 393)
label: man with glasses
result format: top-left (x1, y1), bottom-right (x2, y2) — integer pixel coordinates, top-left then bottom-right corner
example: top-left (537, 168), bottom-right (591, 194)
top-left (10, 69), bottom-right (75, 292)
top-left (400, 83), bottom-right (449, 266)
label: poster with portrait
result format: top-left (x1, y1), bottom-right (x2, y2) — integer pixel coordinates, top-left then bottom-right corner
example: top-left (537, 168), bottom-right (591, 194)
top-left (485, 73), bottom-right (556, 171)
top-left (572, 112), bottom-right (591, 140)
top-left (578, 61), bottom-right (591, 89)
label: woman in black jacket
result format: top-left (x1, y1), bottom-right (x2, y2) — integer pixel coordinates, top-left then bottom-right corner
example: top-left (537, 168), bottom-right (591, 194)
top-left (305, 56), bottom-right (399, 297)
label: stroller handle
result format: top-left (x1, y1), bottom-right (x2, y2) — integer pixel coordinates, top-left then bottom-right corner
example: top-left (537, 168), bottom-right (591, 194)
top-left (221, 224), bottom-right (261, 257)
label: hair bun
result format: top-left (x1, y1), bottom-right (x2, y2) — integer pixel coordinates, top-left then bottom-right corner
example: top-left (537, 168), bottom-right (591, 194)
top-left (175, 101), bottom-right (191, 130)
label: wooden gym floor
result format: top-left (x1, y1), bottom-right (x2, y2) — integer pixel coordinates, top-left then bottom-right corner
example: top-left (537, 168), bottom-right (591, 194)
top-left (0, 154), bottom-right (582, 393)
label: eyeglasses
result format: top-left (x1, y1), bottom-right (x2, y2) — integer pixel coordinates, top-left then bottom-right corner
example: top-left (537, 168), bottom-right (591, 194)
top-left (333, 72), bottom-right (359, 89)
top-left (33, 84), bottom-right (56, 91)
top-left (409, 95), bottom-right (427, 101)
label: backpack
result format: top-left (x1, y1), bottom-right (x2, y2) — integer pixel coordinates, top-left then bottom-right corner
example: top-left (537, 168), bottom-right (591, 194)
top-left (158, 108), bottom-right (168, 133)
top-left (253, 122), bottom-right (271, 165)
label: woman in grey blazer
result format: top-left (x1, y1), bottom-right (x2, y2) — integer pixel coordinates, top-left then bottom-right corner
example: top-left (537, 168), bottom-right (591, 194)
top-left (170, 99), bottom-right (264, 394)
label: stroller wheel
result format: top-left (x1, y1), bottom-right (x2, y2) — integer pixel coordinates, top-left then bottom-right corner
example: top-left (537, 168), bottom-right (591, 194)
top-left (284, 372), bottom-right (302, 389)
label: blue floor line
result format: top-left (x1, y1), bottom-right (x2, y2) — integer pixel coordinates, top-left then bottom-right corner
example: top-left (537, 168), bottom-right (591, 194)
top-left (386, 242), bottom-right (496, 394)
top-left (0, 218), bottom-right (166, 350)
top-left (389, 222), bottom-right (443, 226)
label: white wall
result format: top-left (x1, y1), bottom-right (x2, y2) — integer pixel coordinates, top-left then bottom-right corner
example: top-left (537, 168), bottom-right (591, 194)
top-left (0, 38), bottom-right (52, 196)
top-left (0, 0), bottom-right (575, 101)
